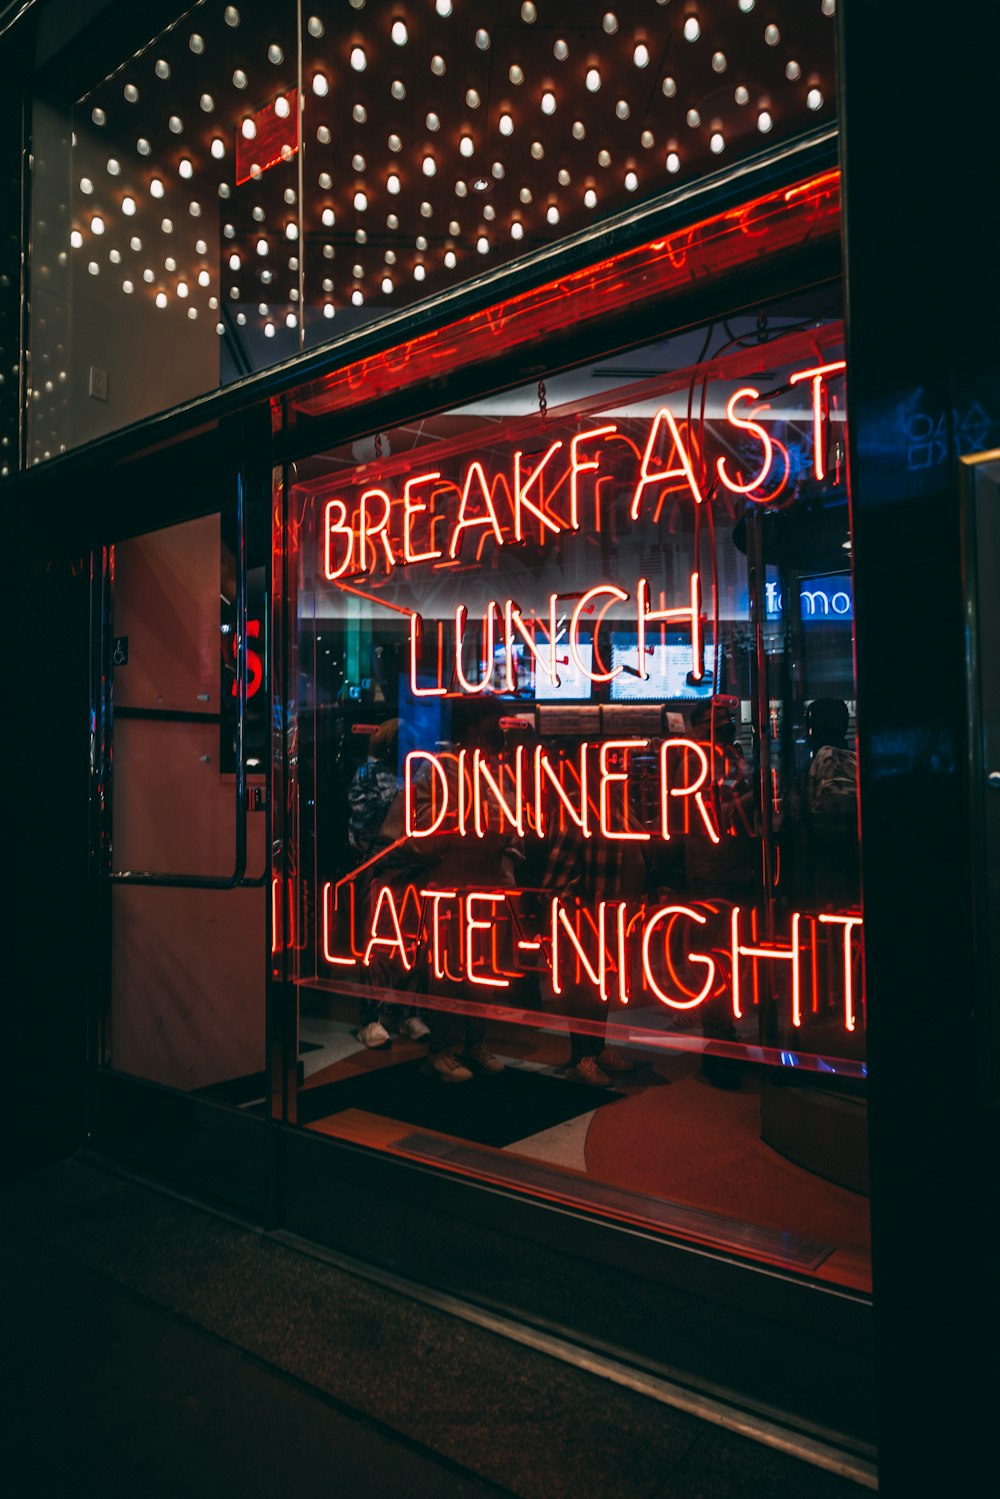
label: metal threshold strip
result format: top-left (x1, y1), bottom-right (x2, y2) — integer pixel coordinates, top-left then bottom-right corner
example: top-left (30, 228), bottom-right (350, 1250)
top-left (272, 1226), bottom-right (878, 1491)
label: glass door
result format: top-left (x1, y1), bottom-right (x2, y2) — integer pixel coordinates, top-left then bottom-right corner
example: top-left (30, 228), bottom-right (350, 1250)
top-left (91, 461), bottom-right (273, 1208)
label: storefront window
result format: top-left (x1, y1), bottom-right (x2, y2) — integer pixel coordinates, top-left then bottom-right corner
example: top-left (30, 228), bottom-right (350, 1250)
top-left (26, 0), bottom-right (836, 463)
top-left (287, 287), bottom-right (869, 1291)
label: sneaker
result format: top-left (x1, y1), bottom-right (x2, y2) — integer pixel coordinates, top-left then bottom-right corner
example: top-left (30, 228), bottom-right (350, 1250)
top-left (564, 1056), bottom-right (611, 1088)
top-left (357, 1021), bottom-right (392, 1050)
top-left (399, 1015), bottom-right (431, 1041)
top-left (421, 1051), bottom-right (474, 1084)
top-left (596, 1046), bottom-right (636, 1074)
top-left (464, 1043), bottom-right (505, 1075)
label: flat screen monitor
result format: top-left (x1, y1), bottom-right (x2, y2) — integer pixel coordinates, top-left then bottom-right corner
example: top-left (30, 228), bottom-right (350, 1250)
top-left (534, 642), bottom-right (594, 701)
top-left (609, 635), bottom-right (714, 701)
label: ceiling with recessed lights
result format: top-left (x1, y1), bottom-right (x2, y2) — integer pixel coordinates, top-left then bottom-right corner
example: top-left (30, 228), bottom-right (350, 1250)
top-left (26, 0), bottom-right (837, 463)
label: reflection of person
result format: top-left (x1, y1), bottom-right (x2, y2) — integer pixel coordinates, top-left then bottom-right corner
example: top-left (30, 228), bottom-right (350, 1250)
top-left (805, 697), bottom-right (859, 903)
top-left (411, 701), bottom-right (521, 1083)
top-left (684, 698), bottom-right (759, 1089)
top-left (348, 719), bottom-right (430, 1049)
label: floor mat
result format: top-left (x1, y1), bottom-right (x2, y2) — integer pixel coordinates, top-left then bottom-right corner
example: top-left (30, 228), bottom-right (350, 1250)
top-left (299, 1059), bottom-right (621, 1148)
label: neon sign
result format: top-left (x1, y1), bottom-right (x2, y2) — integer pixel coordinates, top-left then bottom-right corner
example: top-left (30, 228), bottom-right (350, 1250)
top-left (315, 354), bottom-right (862, 1046)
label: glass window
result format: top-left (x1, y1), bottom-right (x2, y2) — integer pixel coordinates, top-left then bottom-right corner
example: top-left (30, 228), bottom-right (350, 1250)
top-left (286, 287), bottom-right (870, 1292)
top-left (26, 0), bottom-right (836, 463)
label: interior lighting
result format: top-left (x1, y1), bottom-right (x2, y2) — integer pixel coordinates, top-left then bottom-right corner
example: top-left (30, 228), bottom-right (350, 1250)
top-left (198, 270), bottom-right (210, 286)
top-left (268, 43), bottom-right (284, 64)
top-left (624, 170), bottom-right (638, 191)
top-left (546, 204), bottom-right (559, 224)
top-left (712, 51), bottom-right (727, 71)
top-left (353, 104), bottom-right (367, 122)
top-left (509, 64), bottom-right (524, 84)
top-left (420, 201), bottom-right (432, 216)
top-left (666, 150), bottom-right (680, 172)
top-left (124, 83), bottom-right (138, 102)
top-left (233, 69), bottom-right (247, 88)
top-left (187, 307), bottom-right (197, 321)
top-left (154, 59), bottom-right (170, 79)
top-left (436, 0), bottom-right (452, 14)
top-left (122, 279), bottom-right (133, 293)
top-left (757, 110), bottom-right (773, 132)
top-left (807, 87), bottom-right (824, 109)
top-left (603, 12), bottom-right (618, 32)
top-left (352, 289), bottom-right (364, 305)
top-left (686, 108), bottom-right (701, 127)
top-left (317, 125), bottom-right (332, 143)
top-left (143, 267), bottom-right (155, 281)
top-left (597, 148), bottom-right (611, 166)
top-left (662, 76), bottom-right (677, 97)
top-left (323, 301), bottom-right (335, 316)
top-left (228, 251), bottom-right (241, 270)
top-left (616, 99), bottom-right (630, 119)
top-left (264, 322), bottom-right (275, 337)
top-left (541, 91), bottom-right (556, 115)
top-left (381, 275), bottom-right (394, 293)
top-left (225, 6), bottom-right (240, 25)
top-left (150, 177), bottom-right (164, 198)
top-left (633, 43), bottom-right (650, 67)
top-left (475, 28), bottom-right (490, 49)
top-left (710, 132), bottom-right (725, 153)
top-left (286, 312), bottom-right (297, 328)
top-left (307, 15), bottom-right (324, 35)
top-left (738, 0), bottom-right (754, 9)
top-left (275, 95), bottom-right (290, 118)
top-left (351, 47), bottom-right (366, 71)
top-left (388, 133), bottom-right (402, 151)
top-left (460, 135), bottom-right (474, 157)
top-left (422, 155), bottom-right (437, 176)
top-left (168, 116), bottom-right (183, 134)
top-left (155, 291), bottom-right (167, 308)
top-left (511, 219), bottom-right (524, 238)
top-left (553, 39), bottom-right (568, 60)
top-left (122, 196), bottom-right (136, 215)
top-left (70, 230), bottom-right (83, 248)
top-left (107, 158), bottom-right (121, 175)
top-left (640, 130), bottom-right (654, 148)
top-left (189, 32), bottom-right (204, 51)
top-left (130, 235), bottom-right (142, 250)
top-left (444, 250), bottom-right (457, 267)
top-left (391, 20), bottom-right (408, 45)
top-left (413, 263), bottom-right (426, 280)
top-left (557, 168), bottom-right (570, 185)
top-left (137, 137), bottom-right (152, 155)
top-left (530, 140), bottom-right (544, 159)
top-left (176, 281), bottom-right (188, 298)
top-left (179, 158), bottom-right (193, 178)
top-left (387, 173), bottom-right (401, 194)
top-left (313, 72), bottom-right (330, 95)
top-left (584, 187), bottom-right (597, 208)
top-left (242, 118), bottom-right (257, 139)
top-left (431, 55), bottom-right (446, 75)
top-left (683, 16), bottom-right (701, 42)
top-left (352, 153), bottom-right (366, 170)
top-left (354, 190), bottom-right (368, 210)
top-left (823, 0), bottom-right (836, 14)
top-left (455, 179), bottom-right (468, 196)
top-left (92, 107), bottom-right (106, 125)
top-left (80, 176), bottom-right (94, 194)
top-left (765, 24), bottom-right (780, 44)
top-left (499, 113), bottom-right (513, 136)
top-left (572, 120), bottom-right (585, 139)
top-left (391, 80), bottom-right (406, 99)
top-left (466, 89), bottom-right (481, 107)
top-left (476, 235), bottom-right (489, 253)
top-left (256, 237), bottom-right (268, 255)
top-left (786, 60), bottom-right (802, 81)
top-left (521, 2), bottom-right (536, 20)
top-left (200, 93), bottom-right (214, 111)
top-left (161, 217), bottom-right (173, 233)
top-left (735, 85), bottom-right (750, 104)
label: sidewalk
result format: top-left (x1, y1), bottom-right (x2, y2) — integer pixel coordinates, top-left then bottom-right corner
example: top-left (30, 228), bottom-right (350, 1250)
top-left (0, 1158), bottom-right (872, 1499)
